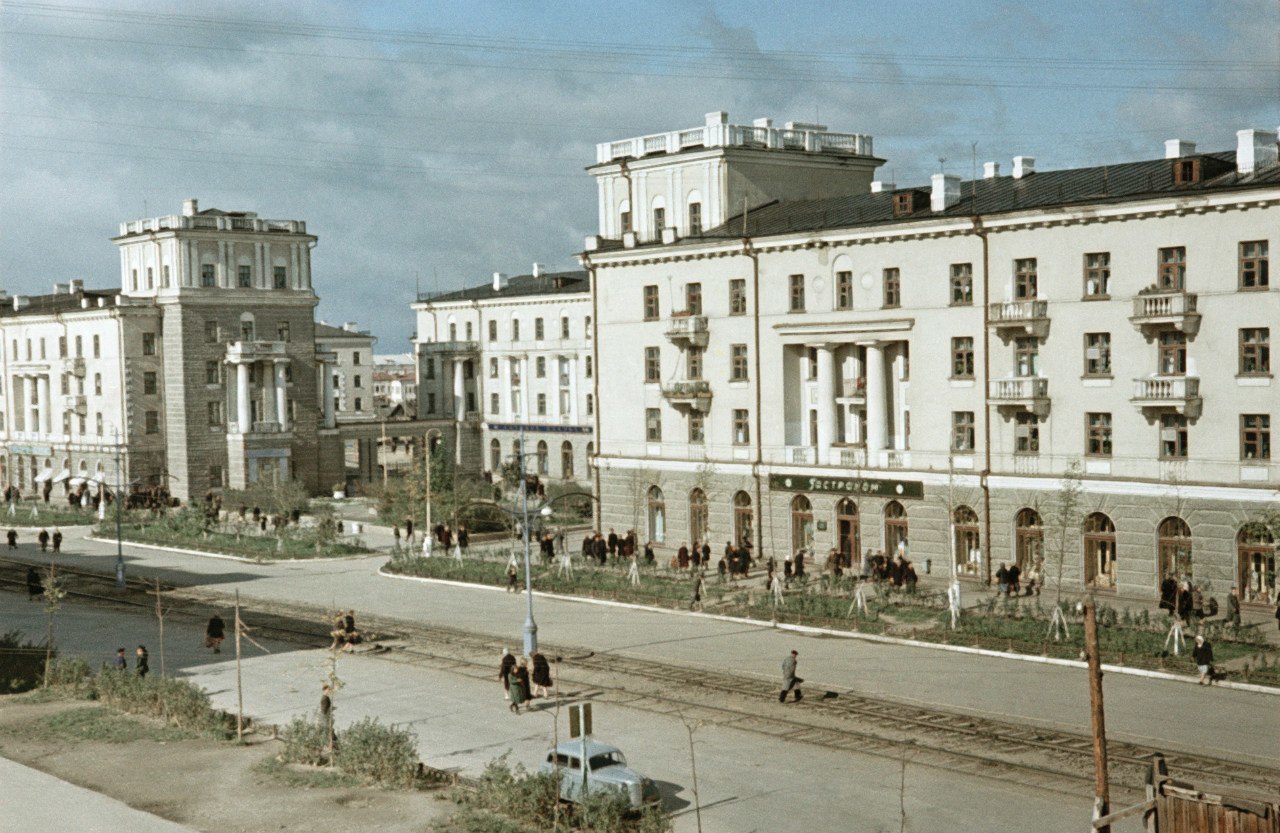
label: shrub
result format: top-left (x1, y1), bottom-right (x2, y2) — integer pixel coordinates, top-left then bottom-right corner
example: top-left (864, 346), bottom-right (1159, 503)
top-left (0, 630), bottom-right (49, 694)
top-left (334, 716), bottom-right (419, 787)
top-left (41, 656), bottom-right (93, 692)
top-left (91, 671), bottom-right (229, 735)
top-left (279, 715), bottom-right (330, 766)
top-left (469, 756), bottom-right (560, 828)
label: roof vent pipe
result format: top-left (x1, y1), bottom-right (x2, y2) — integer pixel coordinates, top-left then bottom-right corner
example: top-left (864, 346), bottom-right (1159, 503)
top-left (1012, 156), bottom-right (1035, 179)
top-left (183, 198), bottom-right (198, 216)
top-left (870, 180), bottom-right (895, 193)
top-left (532, 263), bottom-right (543, 278)
top-left (983, 161), bottom-right (1000, 179)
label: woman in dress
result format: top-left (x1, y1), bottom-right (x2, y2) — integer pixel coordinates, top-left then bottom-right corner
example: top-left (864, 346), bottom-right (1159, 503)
top-left (509, 660), bottom-right (531, 713)
top-left (499, 649), bottom-right (516, 699)
top-left (530, 651), bottom-right (553, 698)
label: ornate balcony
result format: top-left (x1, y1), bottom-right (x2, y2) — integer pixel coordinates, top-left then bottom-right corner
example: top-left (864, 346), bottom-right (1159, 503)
top-left (417, 340), bottom-right (479, 355)
top-left (64, 357), bottom-right (86, 377)
top-left (989, 376), bottom-right (1050, 417)
top-left (661, 380), bottom-right (712, 411)
top-left (1132, 375), bottom-right (1202, 418)
top-left (988, 300), bottom-right (1049, 340)
top-left (664, 314), bottom-right (708, 348)
top-left (226, 340), bottom-right (286, 363)
top-left (1129, 291), bottom-right (1200, 339)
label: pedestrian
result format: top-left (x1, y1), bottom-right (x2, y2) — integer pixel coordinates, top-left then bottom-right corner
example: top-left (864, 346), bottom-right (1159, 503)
top-left (135, 645), bottom-right (149, 678)
top-left (499, 649), bottom-right (516, 699)
top-left (996, 563), bottom-right (1010, 596)
top-left (691, 573), bottom-right (705, 611)
top-left (1274, 600), bottom-right (1280, 632)
top-left (1007, 561), bottom-right (1021, 596)
top-left (458, 525), bottom-right (469, 551)
top-left (113, 647), bottom-right (128, 671)
top-left (509, 660), bottom-right (530, 713)
top-left (1192, 634), bottom-right (1214, 685)
top-left (701, 541), bottom-right (711, 565)
top-left (320, 684), bottom-right (336, 748)
top-left (506, 560), bottom-right (519, 591)
top-left (37, 529), bottom-right (49, 552)
top-left (393, 525), bottom-right (401, 549)
top-left (607, 528), bottom-right (618, 558)
top-left (26, 566), bottom-right (43, 600)
top-left (531, 651), bottom-right (553, 698)
top-left (643, 541), bottom-right (654, 564)
top-left (205, 614), bottom-right (225, 652)
top-left (51, 529), bottom-right (62, 553)
top-left (6, 529), bottom-right (16, 548)
top-left (404, 517), bottom-right (415, 544)
top-left (343, 609), bottom-right (360, 648)
top-left (1226, 587), bottom-right (1242, 627)
top-left (779, 650), bottom-right (803, 703)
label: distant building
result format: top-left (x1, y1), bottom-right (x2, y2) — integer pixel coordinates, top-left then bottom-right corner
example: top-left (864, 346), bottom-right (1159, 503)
top-left (314, 322), bottom-right (377, 423)
top-left (373, 353), bottom-right (417, 410)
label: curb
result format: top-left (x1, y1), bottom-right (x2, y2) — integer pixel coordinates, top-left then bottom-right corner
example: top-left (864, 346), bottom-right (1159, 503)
top-left (83, 535), bottom-right (381, 564)
top-left (379, 567), bottom-right (1280, 697)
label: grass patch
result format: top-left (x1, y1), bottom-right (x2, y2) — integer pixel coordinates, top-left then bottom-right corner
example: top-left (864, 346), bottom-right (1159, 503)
top-left (97, 510), bottom-right (372, 560)
top-left (21, 705), bottom-right (198, 743)
top-left (2, 505), bottom-right (98, 526)
top-left (253, 755), bottom-right (362, 790)
top-left (276, 715), bottom-right (420, 789)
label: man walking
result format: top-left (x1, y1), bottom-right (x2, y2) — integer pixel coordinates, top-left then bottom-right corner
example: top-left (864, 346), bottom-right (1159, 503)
top-left (1193, 634), bottom-right (1214, 685)
top-left (779, 650), bottom-right (803, 703)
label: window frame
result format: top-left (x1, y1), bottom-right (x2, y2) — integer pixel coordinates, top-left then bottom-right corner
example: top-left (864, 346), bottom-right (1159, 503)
top-left (1241, 414), bottom-right (1271, 461)
top-left (643, 346), bottom-right (660, 383)
top-left (1239, 240), bottom-right (1270, 290)
top-left (835, 271), bottom-right (853, 311)
top-left (732, 408), bottom-right (750, 445)
top-left (1239, 327), bottom-right (1271, 375)
top-left (729, 278), bottom-right (747, 316)
top-left (1083, 252), bottom-right (1111, 299)
top-left (1086, 412), bottom-right (1113, 457)
top-left (685, 282), bottom-right (703, 315)
top-left (730, 344), bottom-right (749, 382)
top-left (1014, 412), bottom-right (1040, 455)
top-left (951, 336), bottom-right (974, 379)
top-left (1158, 331), bottom-right (1187, 376)
top-left (951, 411), bottom-right (975, 452)
top-left (1160, 413), bottom-right (1189, 459)
top-left (645, 407), bottom-right (662, 442)
top-left (1084, 332), bottom-right (1112, 377)
top-left (1014, 258), bottom-right (1037, 300)
top-left (1158, 246), bottom-right (1186, 291)
top-left (643, 285), bottom-right (659, 321)
top-left (788, 274), bottom-right (806, 313)
top-left (949, 263), bottom-right (973, 306)
top-left (882, 267), bottom-right (901, 309)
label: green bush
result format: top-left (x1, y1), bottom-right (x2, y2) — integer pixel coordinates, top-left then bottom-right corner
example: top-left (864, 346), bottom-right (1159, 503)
top-left (91, 671), bottom-right (230, 736)
top-left (0, 630), bottom-right (49, 694)
top-left (334, 717), bottom-right (420, 788)
top-left (278, 715), bottom-right (330, 767)
top-left (41, 656), bottom-right (93, 692)
top-left (469, 756), bottom-right (560, 828)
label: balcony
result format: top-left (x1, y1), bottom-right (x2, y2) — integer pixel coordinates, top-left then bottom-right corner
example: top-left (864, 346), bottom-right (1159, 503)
top-left (837, 377), bottom-right (867, 404)
top-left (61, 395), bottom-right (87, 415)
top-left (1132, 375), bottom-right (1202, 418)
top-left (417, 340), bottom-right (479, 355)
top-left (1129, 291), bottom-right (1200, 339)
top-left (988, 300), bottom-right (1049, 340)
top-left (664, 314), bottom-right (708, 348)
top-left (596, 116), bottom-right (874, 164)
top-left (64, 357), bottom-right (86, 377)
top-left (661, 380), bottom-right (712, 411)
top-left (786, 446), bottom-right (818, 465)
top-left (989, 376), bottom-right (1050, 417)
top-left (837, 446), bottom-right (868, 468)
top-left (226, 340), bottom-right (286, 363)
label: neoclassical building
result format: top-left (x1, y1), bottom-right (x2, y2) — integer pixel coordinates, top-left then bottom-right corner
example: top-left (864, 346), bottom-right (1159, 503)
top-left (585, 113), bottom-right (1279, 608)
top-left (0, 199), bottom-right (346, 501)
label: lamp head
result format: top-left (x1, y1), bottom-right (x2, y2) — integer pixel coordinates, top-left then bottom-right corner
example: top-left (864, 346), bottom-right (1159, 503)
top-left (539, 505), bottom-right (552, 517)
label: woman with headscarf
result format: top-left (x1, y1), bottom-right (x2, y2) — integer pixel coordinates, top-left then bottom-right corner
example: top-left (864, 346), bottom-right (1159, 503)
top-left (509, 660), bottom-right (531, 713)
top-left (498, 649), bottom-right (516, 699)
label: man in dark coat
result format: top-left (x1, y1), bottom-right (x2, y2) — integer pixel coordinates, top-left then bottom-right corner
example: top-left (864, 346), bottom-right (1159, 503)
top-left (779, 650), bottom-right (803, 703)
top-left (1193, 634), bottom-right (1214, 685)
top-left (27, 566), bottom-right (43, 600)
top-left (51, 529), bottom-right (63, 553)
top-left (607, 528), bottom-right (619, 558)
top-left (37, 529), bottom-right (49, 552)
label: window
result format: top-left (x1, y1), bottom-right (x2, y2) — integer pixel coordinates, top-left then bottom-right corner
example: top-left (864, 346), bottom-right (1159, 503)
top-left (512, 319), bottom-right (520, 341)
top-left (1014, 258), bottom-right (1037, 299)
top-left (96, 413), bottom-right (103, 435)
top-left (1087, 412), bottom-right (1113, 456)
top-left (1014, 412), bottom-right (1040, 454)
top-left (950, 263), bottom-right (973, 305)
top-left (93, 335), bottom-right (100, 358)
top-left (488, 358), bottom-right (498, 379)
top-left (561, 441), bottom-right (574, 480)
top-left (688, 203), bottom-right (702, 235)
top-left (75, 336), bottom-right (82, 357)
top-left (273, 266), bottom-right (287, 289)
top-left (835, 271), bottom-right (853, 310)
top-left (1084, 332), bottom-right (1112, 376)
top-left (729, 279), bottom-right (747, 315)
top-left (39, 338), bottom-right (45, 360)
top-left (640, 284), bottom-right (660, 320)
top-left (536, 393), bottom-right (546, 416)
top-left (426, 393), bottom-right (436, 414)
top-left (424, 358), bottom-right (435, 380)
top-left (788, 274), bottom-right (806, 312)
top-left (535, 318), bottom-right (545, 340)
top-left (353, 375), bottom-right (362, 389)
top-left (488, 320), bottom-right (498, 341)
top-left (585, 356), bottom-right (593, 377)
top-left (1158, 332), bottom-right (1186, 375)
top-left (806, 347), bottom-right (818, 381)
top-left (142, 333), bottom-right (156, 356)
top-left (952, 411), bottom-right (975, 451)
top-left (206, 360), bottom-right (221, 385)
top-left (1158, 517), bottom-right (1193, 583)
top-left (791, 495), bottom-right (815, 553)
top-left (1014, 508), bottom-right (1044, 573)
top-left (1014, 336), bottom-right (1039, 376)
top-left (892, 192), bottom-right (915, 216)
top-left (1172, 158), bottom-right (1201, 184)
top-left (94, 373), bottom-right (102, 396)
top-left (1242, 415), bottom-right (1271, 460)
top-left (354, 397), bottom-right (362, 411)
top-left (644, 347), bottom-right (660, 382)
top-left (687, 347), bottom-right (703, 380)
top-left (58, 336), bottom-right (67, 358)
top-left (1237, 526), bottom-right (1276, 605)
top-left (204, 321), bottom-right (220, 343)
top-left (536, 357), bottom-right (546, 378)
top-left (207, 401), bottom-right (223, 426)
top-left (620, 209), bottom-right (631, 234)
top-left (652, 206), bottom-right (665, 235)
top-left (646, 485), bottom-right (665, 542)
top-left (1240, 241), bottom-right (1269, 289)
top-left (733, 409), bottom-right (750, 445)
top-left (953, 506), bottom-right (980, 576)
top-left (146, 267), bottom-right (153, 289)
top-left (882, 268), bottom-right (901, 308)
top-left (730, 344), bottom-right (748, 381)
top-left (1084, 252), bottom-right (1111, 298)
top-left (144, 410), bottom-right (159, 434)
top-left (353, 351), bottom-right (361, 365)
top-left (585, 316), bottom-right (592, 338)
top-left (143, 371), bottom-right (157, 395)
top-left (1160, 413), bottom-right (1188, 458)
top-left (688, 412), bottom-right (704, 444)
top-left (1084, 513), bottom-right (1117, 590)
top-left (561, 316), bottom-right (570, 339)
top-left (131, 269), bottom-right (138, 290)
top-left (685, 282), bottom-right (702, 315)
top-left (201, 264), bottom-right (216, 287)
top-left (951, 337), bottom-right (974, 379)
top-left (490, 393), bottom-right (499, 415)
top-left (884, 501), bottom-right (909, 555)
top-left (277, 321), bottom-right (290, 342)
top-left (1240, 328), bottom-right (1271, 374)
top-left (586, 393), bottom-right (593, 415)
top-left (1158, 246), bottom-right (1186, 290)
top-left (237, 265), bottom-right (252, 288)
top-left (645, 407), bottom-right (662, 441)
top-left (59, 373), bottom-right (68, 395)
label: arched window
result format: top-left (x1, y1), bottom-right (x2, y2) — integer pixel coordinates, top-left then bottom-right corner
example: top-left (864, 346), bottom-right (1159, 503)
top-left (647, 486), bottom-right (666, 543)
top-left (836, 498), bottom-right (859, 568)
top-left (791, 495), bottom-right (814, 553)
top-left (511, 439), bottom-right (521, 468)
top-left (689, 488), bottom-right (708, 545)
top-left (1157, 517), bottom-right (1192, 584)
top-left (618, 198), bottom-right (632, 235)
top-left (732, 491), bottom-right (753, 549)
top-left (686, 190), bottom-right (703, 236)
top-left (535, 440), bottom-right (548, 475)
top-left (884, 500), bottom-right (908, 557)
top-left (1237, 525), bottom-right (1275, 605)
top-left (1084, 513), bottom-right (1117, 590)
top-left (1014, 508), bottom-right (1043, 573)
top-left (489, 439), bottom-right (501, 471)
top-left (650, 195), bottom-right (666, 240)
top-left (448, 320), bottom-right (457, 341)
top-left (953, 505), bottom-right (980, 576)
top-left (560, 441), bottom-right (574, 480)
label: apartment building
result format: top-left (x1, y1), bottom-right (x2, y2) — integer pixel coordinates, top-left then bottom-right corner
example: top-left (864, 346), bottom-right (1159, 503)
top-left (372, 353), bottom-right (417, 409)
top-left (315, 322), bottom-right (378, 422)
top-left (412, 268), bottom-right (594, 481)
top-left (585, 114), bottom-right (1279, 608)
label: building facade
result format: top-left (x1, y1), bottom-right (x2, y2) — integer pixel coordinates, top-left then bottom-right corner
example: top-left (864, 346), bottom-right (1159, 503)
top-left (372, 353), bottom-right (417, 410)
top-left (586, 117), bottom-right (1280, 608)
top-left (315, 322), bottom-right (378, 423)
top-left (0, 199), bottom-right (347, 502)
top-left (412, 269), bottom-right (594, 482)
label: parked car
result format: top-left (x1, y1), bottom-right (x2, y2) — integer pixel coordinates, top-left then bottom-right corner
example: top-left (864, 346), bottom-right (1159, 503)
top-left (539, 739), bottom-right (661, 809)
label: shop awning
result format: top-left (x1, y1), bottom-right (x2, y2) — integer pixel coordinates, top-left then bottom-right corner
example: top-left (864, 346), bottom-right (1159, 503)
top-left (52, 469), bottom-right (71, 483)
top-left (33, 468), bottom-right (54, 483)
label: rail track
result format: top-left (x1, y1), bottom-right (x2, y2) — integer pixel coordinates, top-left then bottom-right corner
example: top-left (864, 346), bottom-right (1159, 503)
top-left (3, 556), bottom-right (1277, 801)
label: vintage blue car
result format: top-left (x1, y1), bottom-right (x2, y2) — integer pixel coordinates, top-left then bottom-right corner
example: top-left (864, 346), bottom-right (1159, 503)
top-left (539, 739), bottom-right (661, 809)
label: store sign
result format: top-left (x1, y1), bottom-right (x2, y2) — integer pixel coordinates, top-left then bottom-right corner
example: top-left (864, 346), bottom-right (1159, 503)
top-left (769, 473), bottom-right (924, 500)
top-left (486, 422), bottom-right (592, 435)
top-left (9, 445), bottom-right (52, 456)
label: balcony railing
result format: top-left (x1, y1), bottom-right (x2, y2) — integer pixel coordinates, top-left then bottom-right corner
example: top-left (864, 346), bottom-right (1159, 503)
top-left (838, 446), bottom-right (868, 468)
top-left (660, 380), bottom-right (712, 410)
top-left (417, 340), bottom-right (479, 354)
top-left (989, 376), bottom-right (1050, 417)
top-left (988, 300), bottom-right (1050, 339)
top-left (840, 377), bottom-right (867, 400)
top-left (64, 357), bottom-right (86, 377)
top-left (119, 216), bottom-right (306, 236)
top-left (597, 118), bottom-right (874, 164)
top-left (787, 446), bottom-right (817, 465)
top-left (664, 314), bottom-right (708, 347)
top-left (1130, 291), bottom-right (1200, 336)
top-left (1132, 375), bottom-right (1202, 418)
top-left (226, 340), bottom-right (287, 363)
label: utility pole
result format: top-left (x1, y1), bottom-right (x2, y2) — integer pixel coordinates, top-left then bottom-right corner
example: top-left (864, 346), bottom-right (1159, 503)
top-left (1084, 601), bottom-right (1110, 833)
top-left (424, 435), bottom-right (432, 539)
top-left (114, 427), bottom-right (125, 589)
top-left (519, 424), bottom-right (537, 655)
top-left (235, 589), bottom-right (245, 742)
top-left (381, 420), bottom-right (388, 490)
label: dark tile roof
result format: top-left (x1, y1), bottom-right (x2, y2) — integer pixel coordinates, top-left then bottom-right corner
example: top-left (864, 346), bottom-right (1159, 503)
top-left (686, 151), bottom-right (1280, 241)
top-left (314, 322), bottom-right (372, 340)
top-left (0, 289), bottom-right (120, 319)
top-left (417, 270), bottom-right (589, 304)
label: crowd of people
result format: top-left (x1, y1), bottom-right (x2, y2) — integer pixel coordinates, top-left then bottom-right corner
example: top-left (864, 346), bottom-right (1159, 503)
top-left (498, 648), bottom-right (555, 714)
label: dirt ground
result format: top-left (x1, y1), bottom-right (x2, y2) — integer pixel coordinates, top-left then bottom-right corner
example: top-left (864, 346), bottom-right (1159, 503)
top-left (0, 696), bottom-right (455, 832)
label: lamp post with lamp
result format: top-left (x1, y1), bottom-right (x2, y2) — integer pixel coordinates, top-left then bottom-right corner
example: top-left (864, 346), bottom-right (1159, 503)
top-left (517, 425), bottom-right (538, 656)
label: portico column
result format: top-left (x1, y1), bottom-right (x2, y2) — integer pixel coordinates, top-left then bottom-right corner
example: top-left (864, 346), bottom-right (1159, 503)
top-left (262, 359), bottom-right (277, 424)
top-left (452, 357), bottom-right (464, 421)
top-left (864, 342), bottom-right (887, 462)
top-left (519, 355), bottom-right (530, 418)
top-left (548, 356), bottom-right (561, 422)
top-left (503, 356), bottom-right (514, 418)
top-left (321, 362), bottom-right (335, 428)
top-left (815, 345), bottom-right (836, 464)
top-left (36, 375), bottom-right (51, 435)
top-left (274, 361), bottom-right (289, 430)
top-left (568, 356), bottom-right (579, 423)
top-left (236, 361), bottom-right (251, 432)
top-left (892, 347), bottom-right (907, 451)
top-left (23, 376), bottom-right (35, 435)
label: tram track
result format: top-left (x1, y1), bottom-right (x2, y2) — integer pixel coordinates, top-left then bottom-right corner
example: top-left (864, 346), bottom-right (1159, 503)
top-left (3, 556), bottom-right (1277, 800)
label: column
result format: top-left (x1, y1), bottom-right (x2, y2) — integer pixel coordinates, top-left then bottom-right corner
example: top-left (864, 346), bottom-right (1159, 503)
top-left (892, 346), bottom-right (907, 451)
top-left (262, 359), bottom-right (277, 425)
top-left (452, 357), bottom-right (464, 421)
top-left (568, 355), bottom-right (579, 423)
top-left (864, 342), bottom-right (886, 461)
top-left (21, 376), bottom-right (34, 434)
top-left (503, 356), bottom-right (514, 419)
top-left (321, 362), bottom-right (335, 428)
top-left (36, 375), bottom-right (51, 435)
top-left (815, 345), bottom-right (836, 464)
top-left (218, 240), bottom-right (229, 287)
top-left (519, 355), bottom-right (531, 419)
top-left (549, 356), bottom-right (561, 422)
top-left (236, 361), bottom-right (251, 431)
top-left (274, 361), bottom-right (289, 430)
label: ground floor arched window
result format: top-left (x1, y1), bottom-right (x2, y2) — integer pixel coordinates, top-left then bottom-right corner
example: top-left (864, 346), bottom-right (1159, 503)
top-left (689, 488), bottom-right (708, 546)
top-left (536, 440), bottom-right (548, 476)
top-left (560, 441), bottom-right (574, 480)
top-left (835, 498), bottom-right (859, 568)
top-left (1014, 508), bottom-right (1043, 573)
top-left (647, 485), bottom-right (666, 543)
top-left (953, 505), bottom-right (980, 576)
top-left (1158, 517), bottom-right (1193, 585)
top-left (791, 494), bottom-right (814, 554)
top-left (1084, 512), bottom-right (1117, 590)
top-left (1237, 525), bottom-right (1276, 606)
top-left (884, 501), bottom-right (908, 557)
top-left (489, 439), bottom-right (501, 471)
top-left (732, 491), bottom-right (753, 549)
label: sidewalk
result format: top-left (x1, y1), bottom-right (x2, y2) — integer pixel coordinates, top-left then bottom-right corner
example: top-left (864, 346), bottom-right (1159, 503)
top-left (0, 757), bottom-right (197, 833)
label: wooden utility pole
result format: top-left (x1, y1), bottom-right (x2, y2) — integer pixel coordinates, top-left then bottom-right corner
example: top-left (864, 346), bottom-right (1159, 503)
top-left (154, 577), bottom-right (166, 677)
top-left (235, 589), bottom-right (244, 742)
top-left (1084, 601), bottom-right (1110, 833)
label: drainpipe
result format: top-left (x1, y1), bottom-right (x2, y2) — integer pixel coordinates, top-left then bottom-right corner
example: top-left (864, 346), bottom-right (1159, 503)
top-left (971, 215), bottom-right (993, 586)
top-left (583, 253), bottom-right (603, 530)
top-left (743, 237), bottom-right (765, 558)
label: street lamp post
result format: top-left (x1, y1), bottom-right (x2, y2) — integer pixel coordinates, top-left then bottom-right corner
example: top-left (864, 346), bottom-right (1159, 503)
top-left (114, 428), bottom-right (124, 589)
top-left (518, 425), bottom-right (538, 655)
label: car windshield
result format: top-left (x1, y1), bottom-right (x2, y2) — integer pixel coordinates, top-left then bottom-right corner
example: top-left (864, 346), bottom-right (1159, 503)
top-left (588, 751), bottom-right (625, 770)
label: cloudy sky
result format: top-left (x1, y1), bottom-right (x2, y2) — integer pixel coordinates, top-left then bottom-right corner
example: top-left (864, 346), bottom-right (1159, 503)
top-left (1, 1), bottom-right (1276, 349)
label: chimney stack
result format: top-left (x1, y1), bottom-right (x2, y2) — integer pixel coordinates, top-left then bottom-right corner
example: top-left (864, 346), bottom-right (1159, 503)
top-left (1164, 139), bottom-right (1196, 159)
top-left (870, 180), bottom-right (896, 193)
top-left (1236, 128), bottom-right (1278, 174)
top-left (492, 271), bottom-right (506, 291)
top-left (183, 198), bottom-right (198, 216)
top-left (69, 279), bottom-right (84, 294)
top-left (983, 161), bottom-right (1000, 179)
top-left (532, 263), bottom-right (543, 278)
top-left (931, 173), bottom-right (962, 211)
top-left (1012, 156), bottom-right (1036, 179)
